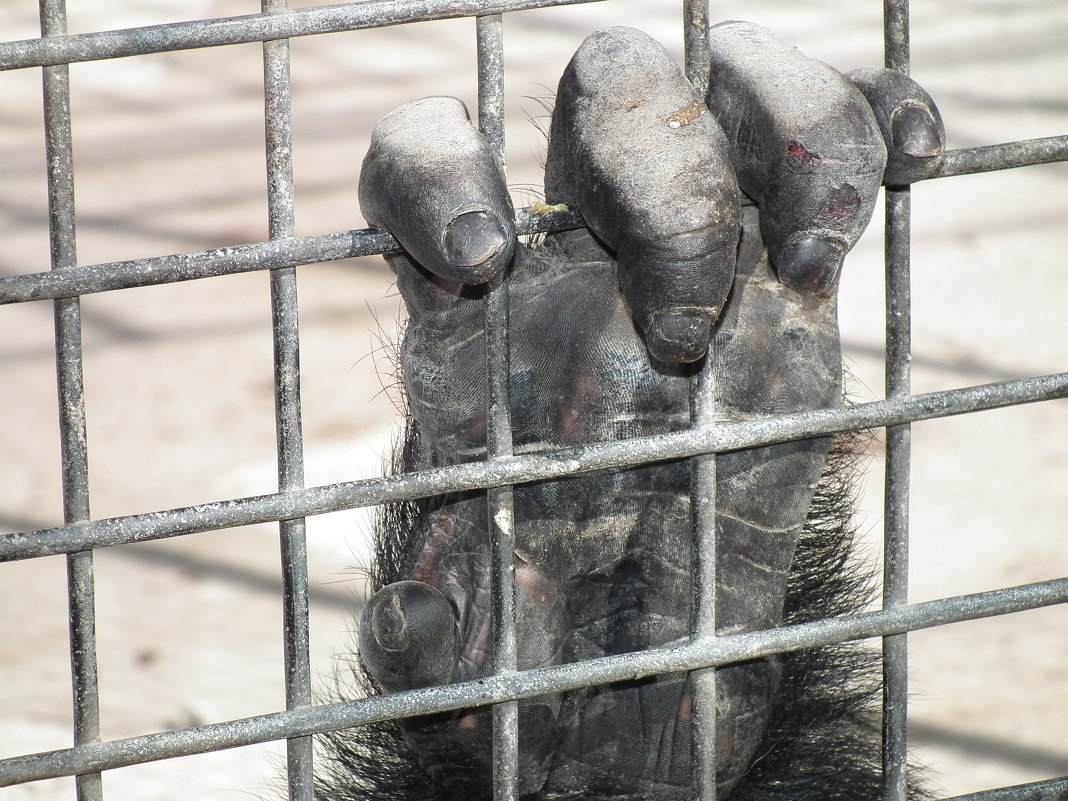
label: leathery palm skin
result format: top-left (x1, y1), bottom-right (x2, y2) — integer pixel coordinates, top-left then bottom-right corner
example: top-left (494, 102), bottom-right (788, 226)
top-left (317, 21), bottom-right (944, 801)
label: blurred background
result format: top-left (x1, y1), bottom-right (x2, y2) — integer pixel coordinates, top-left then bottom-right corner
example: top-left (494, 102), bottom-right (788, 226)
top-left (2, 1), bottom-right (1066, 798)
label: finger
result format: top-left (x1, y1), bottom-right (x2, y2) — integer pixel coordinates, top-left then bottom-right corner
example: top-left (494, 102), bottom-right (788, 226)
top-left (359, 96), bottom-right (516, 287)
top-left (847, 67), bottom-right (945, 185)
top-left (358, 580), bottom-right (457, 692)
top-left (545, 26), bottom-right (740, 364)
top-left (707, 21), bottom-right (887, 294)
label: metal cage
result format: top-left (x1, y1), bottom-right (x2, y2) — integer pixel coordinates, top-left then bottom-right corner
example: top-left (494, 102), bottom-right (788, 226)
top-left (1, 1), bottom-right (1066, 800)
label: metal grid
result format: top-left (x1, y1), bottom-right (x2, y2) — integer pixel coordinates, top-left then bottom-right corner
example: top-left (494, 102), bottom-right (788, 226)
top-left (1, 1), bottom-right (1067, 800)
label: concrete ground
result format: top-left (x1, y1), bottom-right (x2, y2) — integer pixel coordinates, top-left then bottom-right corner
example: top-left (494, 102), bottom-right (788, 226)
top-left (1, 0), bottom-right (1066, 798)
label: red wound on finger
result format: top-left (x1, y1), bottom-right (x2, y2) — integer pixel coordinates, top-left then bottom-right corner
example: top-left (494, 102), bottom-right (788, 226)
top-left (787, 140), bottom-right (821, 168)
top-left (816, 183), bottom-right (861, 225)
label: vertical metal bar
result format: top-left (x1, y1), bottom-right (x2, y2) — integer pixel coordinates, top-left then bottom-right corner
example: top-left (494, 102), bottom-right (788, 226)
top-left (477, 13), bottom-right (519, 801)
top-left (884, 0), bottom-right (910, 75)
top-left (684, 0), bottom-right (711, 100)
top-left (39, 1), bottom-right (103, 799)
top-left (685, 5), bottom-right (718, 798)
top-left (883, 4), bottom-right (911, 801)
top-left (477, 14), bottom-right (507, 172)
top-left (685, 2), bottom-right (717, 796)
top-left (689, 365), bottom-right (718, 801)
top-left (262, 2), bottom-right (313, 797)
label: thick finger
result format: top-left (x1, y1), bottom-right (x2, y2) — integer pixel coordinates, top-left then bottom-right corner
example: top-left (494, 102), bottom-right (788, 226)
top-left (358, 580), bottom-right (457, 692)
top-left (545, 26), bottom-right (740, 364)
top-left (708, 21), bottom-right (887, 294)
top-left (847, 67), bottom-right (945, 185)
top-left (359, 96), bottom-right (516, 286)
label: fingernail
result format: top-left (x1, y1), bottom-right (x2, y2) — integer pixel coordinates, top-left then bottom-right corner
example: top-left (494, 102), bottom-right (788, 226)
top-left (777, 236), bottom-right (844, 293)
top-left (442, 211), bottom-right (509, 277)
top-left (370, 593), bottom-right (409, 652)
top-left (647, 310), bottom-right (713, 363)
top-left (891, 104), bottom-right (943, 158)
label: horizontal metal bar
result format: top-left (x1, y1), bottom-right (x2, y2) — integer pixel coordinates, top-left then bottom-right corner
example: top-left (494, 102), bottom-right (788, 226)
top-left (0, 0), bottom-right (610, 70)
top-left (3, 372), bottom-right (1066, 561)
top-left (935, 135), bottom-right (1068, 179)
top-left (943, 777), bottom-right (1068, 801)
top-left (2, 575), bottom-right (1065, 787)
top-left (0, 207), bottom-right (584, 305)
top-left (2, 135), bottom-right (1065, 306)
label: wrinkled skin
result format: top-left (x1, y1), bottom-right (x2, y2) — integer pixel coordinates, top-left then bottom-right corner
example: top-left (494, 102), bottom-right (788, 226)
top-left (335, 21), bottom-right (944, 801)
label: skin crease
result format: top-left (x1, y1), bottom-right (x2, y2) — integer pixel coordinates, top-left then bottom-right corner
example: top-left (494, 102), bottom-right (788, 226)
top-left (317, 21), bottom-right (945, 801)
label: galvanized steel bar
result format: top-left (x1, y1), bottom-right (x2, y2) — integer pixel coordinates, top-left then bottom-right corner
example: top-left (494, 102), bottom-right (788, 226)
top-left (261, 3), bottom-right (314, 797)
top-left (685, 4), bottom-right (717, 798)
top-left (882, 188), bottom-right (912, 801)
top-left (884, 0), bottom-right (909, 75)
top-left (943, 777), bottom-right (1068, 801)
top-left (4, 372), bottom-right (1066, 562)
top-left (4, 127), bottom-right (1066, 305)
top-left (882, 4), bottom-right (912, 800)
top-left (0, 0), bottom-right (611, 71)
top-left (0, 208), bottom-right (585, 305)
top-left (689, 360), bottom-right (719, 801)
top-left (0, 213), bottom-right (497, 299)
top-left (476, 13), bottom-right (521, 801)
top-left (40, 1), bottom-right (103, 798)
top-left (3, 576), bottom-right (1066, 787)
top-left (684, 0), bottom-right (710, 99)
top-left (938, 136), bottom-right (1068, 177)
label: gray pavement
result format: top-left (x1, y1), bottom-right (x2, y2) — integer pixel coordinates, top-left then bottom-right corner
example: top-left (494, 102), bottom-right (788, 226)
top-left (1, 0), bottom-right (1066, 798)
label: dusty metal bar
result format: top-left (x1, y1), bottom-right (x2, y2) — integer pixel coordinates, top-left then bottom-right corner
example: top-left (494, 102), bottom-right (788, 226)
top-left (0, 0), bottom-right (611, 71)
top-left (261, 3), bottom-right (313, 797)
top-left (883, 188), bottom-right (912, 801)
top-left (683, 0), bottom-right (710, 99)
top-left (938, 136), bottom-right (1068, 177)
top-left (477, 14), bottom-right (507, 172)
top-left (4, 372), bottom-right (1066, 562)
top-left (884, 0), bottom-right (909, 75)
top-left (3, 576), bottom-right (1066, 787)
top-left (0, 208), bottom-right (585, 305)
top-left (690, 360), bottom-right (718, 801)
top-left (684, 4), bottom-right (718, 796)
top-left (40, 0), bottom-right (103, 798)
top-left (476, 13), bottom-right (520, 801)
top-left (943, 777), bottom-right (1068, 801)
top-left (882, 4), bottom-right (912, 800)
top-left (6, 124), bottom-right (1067, 306)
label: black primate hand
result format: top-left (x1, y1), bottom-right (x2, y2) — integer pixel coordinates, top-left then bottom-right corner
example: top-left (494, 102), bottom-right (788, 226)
top-left (343, 21), bottom-right (943, 801)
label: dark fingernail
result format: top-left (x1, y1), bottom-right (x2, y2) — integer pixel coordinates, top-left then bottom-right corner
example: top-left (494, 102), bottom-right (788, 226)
top-left (370, 593), bottom-right (409, 652)
top-left (891, 104), bottom-right (944, 158)
top-left (442, 211), bottom-right (509, 277)
top-left (777, 236), bottom-right (844, 293)
top-left (647, 310), bottom-right (713, 363)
